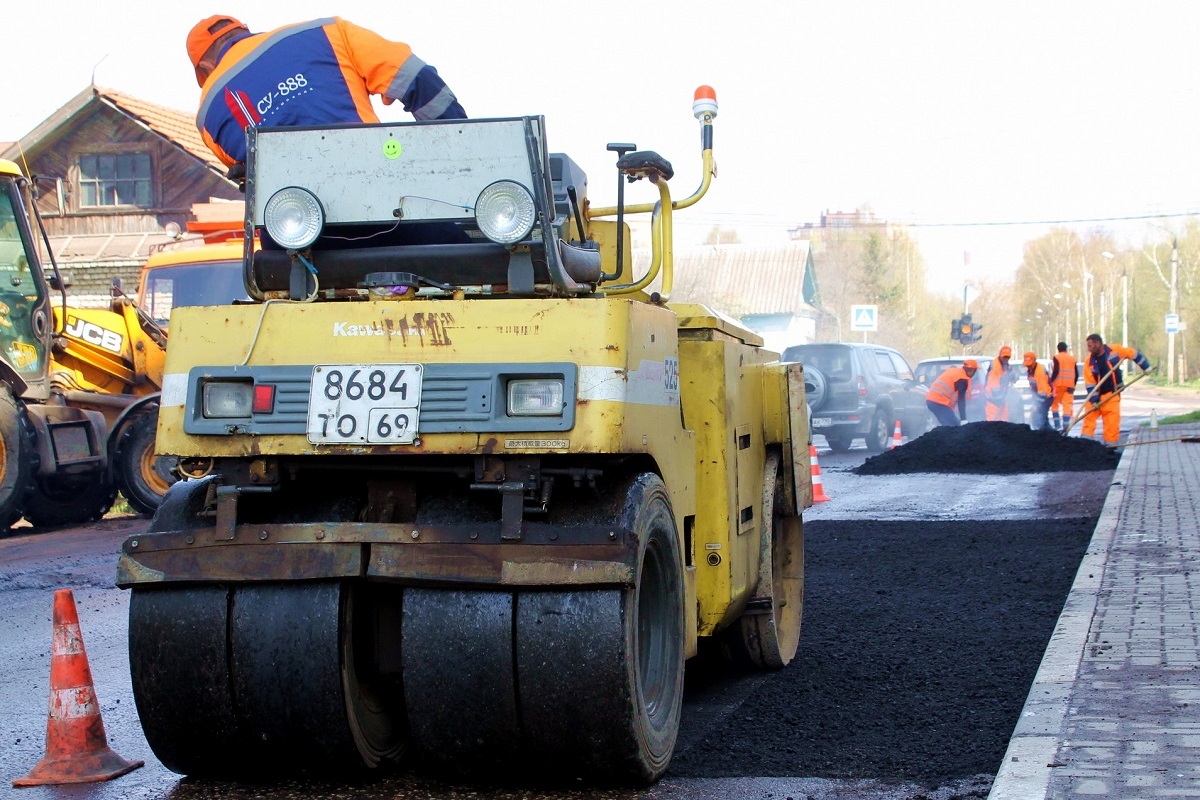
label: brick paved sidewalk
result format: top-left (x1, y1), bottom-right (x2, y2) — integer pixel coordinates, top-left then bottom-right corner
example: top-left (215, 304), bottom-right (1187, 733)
top-left (990, 424), bottom-right (1200, 799)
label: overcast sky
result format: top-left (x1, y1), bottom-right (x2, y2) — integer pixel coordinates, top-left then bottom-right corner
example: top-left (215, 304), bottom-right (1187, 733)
top-left (5, 1), bottom-right (1199, 297)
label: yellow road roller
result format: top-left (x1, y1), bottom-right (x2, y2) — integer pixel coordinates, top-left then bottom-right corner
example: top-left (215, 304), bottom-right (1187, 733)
top-left (118, 87), bottom-right (812, 784)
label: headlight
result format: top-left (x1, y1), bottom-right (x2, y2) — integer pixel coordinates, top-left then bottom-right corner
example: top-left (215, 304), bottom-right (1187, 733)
top-left (264, 187), bottom-right (324, 249)
top-left (475, 181), bottom-right (535, 244)
top-left (203, 381), bottom-right (253, 418)
top-left (507, 379), bottom-right (564, 416)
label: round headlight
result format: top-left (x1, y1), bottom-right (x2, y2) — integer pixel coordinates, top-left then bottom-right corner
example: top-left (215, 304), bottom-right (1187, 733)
top-left (264, 187), bottom-right (324, 249)
top-left (475, 181), bottom-right (535, 245)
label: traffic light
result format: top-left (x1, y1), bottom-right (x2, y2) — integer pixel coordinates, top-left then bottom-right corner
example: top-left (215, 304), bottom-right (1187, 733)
top-left (958, 314), bottom-right (982, 345)
top-left (950, 317), bottom-right (962, 342)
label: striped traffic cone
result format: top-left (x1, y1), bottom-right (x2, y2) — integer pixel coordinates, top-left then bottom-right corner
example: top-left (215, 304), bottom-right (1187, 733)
top-left (13, 589), bottom-right (143, 787)
top-left (889, 420), bottom-right (903, 450)
top-left (809, 444), bottom-right (831, 503)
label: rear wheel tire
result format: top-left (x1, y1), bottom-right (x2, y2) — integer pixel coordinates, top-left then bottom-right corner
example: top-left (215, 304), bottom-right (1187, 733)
top-left (23, 476), bottom-right (116, 528)
top-left (802, 365), bottom-right (828, 412)
top-left (115, 406), bottom-right (177, 516)
top-left (865, 409), bottom-right (892, 452)
top-left (824, 434), bottom-right (852, 453)
top-left (0, 385), bottom-right (34, 528)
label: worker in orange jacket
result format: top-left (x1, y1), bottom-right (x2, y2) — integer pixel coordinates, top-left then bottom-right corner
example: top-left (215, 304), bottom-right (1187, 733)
top-left (925, 359), bottom-right (979, 426)
top-left (1048, 341), bottom-right (1078, 431)
top-left (1023, 351), bottom-right (1054, 430)
top-left (1080, 333), bottom-right (1153, 444)
top-left (984, 345), bottom-right (1015, 421)
top-left (187, 15), bottom-right (467, 168)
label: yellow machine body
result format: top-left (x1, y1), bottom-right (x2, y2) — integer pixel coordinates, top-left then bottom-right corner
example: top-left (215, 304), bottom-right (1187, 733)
top-left (119, 105), bottom-right (811, 784)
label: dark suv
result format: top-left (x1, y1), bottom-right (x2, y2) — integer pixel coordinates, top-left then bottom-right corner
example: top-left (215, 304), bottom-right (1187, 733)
top-left (781, 342), bottom-right (929, 452)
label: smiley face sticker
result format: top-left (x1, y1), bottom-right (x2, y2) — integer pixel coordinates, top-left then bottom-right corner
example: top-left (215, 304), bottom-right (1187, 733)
top-left (383, 139), bottom-right (402, 159)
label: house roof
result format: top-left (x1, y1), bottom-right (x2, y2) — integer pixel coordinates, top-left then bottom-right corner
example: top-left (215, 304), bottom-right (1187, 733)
top-left (1, 86), bottom-right (226, 178)
top-left (647, 242), bottom-right (819, 317)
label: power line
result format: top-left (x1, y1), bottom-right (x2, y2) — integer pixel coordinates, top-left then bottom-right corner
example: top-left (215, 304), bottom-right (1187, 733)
top-left (904, 210), bottom-right (1200, 228)
top-left (664, 209), bottom-right (1200, 230)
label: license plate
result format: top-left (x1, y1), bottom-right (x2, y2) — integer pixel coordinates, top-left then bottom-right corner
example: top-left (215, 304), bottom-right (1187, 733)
top-left (307, 364), bottom-right (423, 444)
top-left (811, 417), bottom-right (833, 428)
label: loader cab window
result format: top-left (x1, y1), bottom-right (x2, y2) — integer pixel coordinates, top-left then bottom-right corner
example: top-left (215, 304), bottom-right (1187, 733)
top-left (140, 260), bottom-right (250, 326)
top-left (0, 186), bottom-right (47, 377)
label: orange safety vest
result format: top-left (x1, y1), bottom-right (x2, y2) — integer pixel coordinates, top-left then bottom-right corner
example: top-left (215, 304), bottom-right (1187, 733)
top-left (1028, 363), bottom-right (1052, 398)
top-left (985, 358), bottom-right (1011, 404)
top-left (1051, 352), bottom-right (1077, 389)
top-left (926, 366), bottom-right (971, 408)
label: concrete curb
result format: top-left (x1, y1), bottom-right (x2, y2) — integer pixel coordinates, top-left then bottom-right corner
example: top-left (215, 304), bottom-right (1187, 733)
top-left (987, 449), bottom-right (1133, 800)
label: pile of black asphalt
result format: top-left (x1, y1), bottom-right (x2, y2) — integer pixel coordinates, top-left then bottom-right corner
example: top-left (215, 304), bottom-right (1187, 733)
top-left (855, 420), bottom-right (1116, 475)
top-left (670, 516), bottom-right (1096, 785)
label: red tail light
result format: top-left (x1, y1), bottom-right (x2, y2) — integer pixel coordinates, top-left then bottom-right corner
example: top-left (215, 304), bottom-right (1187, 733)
top-left (252, 384), bottom-right (276, 414)
top-left (858, 376), bottom-right (868, 397)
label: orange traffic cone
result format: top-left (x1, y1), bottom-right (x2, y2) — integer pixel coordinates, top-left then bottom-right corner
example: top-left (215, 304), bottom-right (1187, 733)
top-left (809, 444), bottom-right (831, 503)
top-left (13, 589), bottom-right (143, 787)
top-left (889, 420), bottom-right (904, 450)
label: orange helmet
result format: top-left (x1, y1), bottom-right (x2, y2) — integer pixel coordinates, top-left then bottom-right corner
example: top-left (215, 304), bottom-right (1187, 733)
top-left (187, 16), bottom-right (247, 82)
top-left (962, 359), bottom-right (979, 373)
top-left (1023, 351), bottom-right (1036, 366)
top-left (998, 345), bottom-right (1012, 359)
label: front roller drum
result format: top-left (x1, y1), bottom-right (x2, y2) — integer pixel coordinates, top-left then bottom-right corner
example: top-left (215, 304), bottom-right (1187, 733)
top-left (129, 581), bottom-right (406, 777)
top-left (401, 472), bottom-right (686, 783)
top-left (128, 586), bottom-right (244, 776)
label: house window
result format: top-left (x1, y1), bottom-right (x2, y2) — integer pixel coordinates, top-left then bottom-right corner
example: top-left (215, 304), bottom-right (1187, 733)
top-left (79, 153), bottom-right (152, 207)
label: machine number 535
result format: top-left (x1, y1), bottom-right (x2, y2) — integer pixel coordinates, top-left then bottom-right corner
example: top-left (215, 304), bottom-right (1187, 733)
top-left (307, 364), bottom-right (423, 445)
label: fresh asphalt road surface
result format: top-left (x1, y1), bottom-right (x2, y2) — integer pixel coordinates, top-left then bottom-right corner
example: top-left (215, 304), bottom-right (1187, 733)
top-left (0, 410), bottom-right (1142, 800)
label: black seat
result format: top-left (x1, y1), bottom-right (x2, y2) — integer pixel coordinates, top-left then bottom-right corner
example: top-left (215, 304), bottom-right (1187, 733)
top-left (616, 151), bottom-right (674, 182)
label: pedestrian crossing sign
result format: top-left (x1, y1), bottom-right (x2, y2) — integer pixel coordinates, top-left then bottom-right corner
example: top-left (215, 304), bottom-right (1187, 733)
top-left (850, 305), bottom-right (878, 332)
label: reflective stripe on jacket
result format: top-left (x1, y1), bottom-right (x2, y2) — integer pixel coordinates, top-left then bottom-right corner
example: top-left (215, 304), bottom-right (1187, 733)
top-left (1050, 352), bottom-right (1077, 388)
top-left (985, 358), bottom-right (1011, 404)
top-left (926, 366), bottom-right (970, 409)
top-left (197, 17), bottom-right (465, 166)
top-left (1088, 344), bottom-right (1148, 395)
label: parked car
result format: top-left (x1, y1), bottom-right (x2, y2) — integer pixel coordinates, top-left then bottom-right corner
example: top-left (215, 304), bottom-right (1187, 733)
top-left (914, 357), bottom-right (987, 422)
top-left (781, 342), bottom-right (930, 452)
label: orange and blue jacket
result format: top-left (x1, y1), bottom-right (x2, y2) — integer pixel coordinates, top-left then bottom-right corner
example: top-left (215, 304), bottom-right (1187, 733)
top-left (1085, 344), bottom-right (1150, 396)
top-left (197, 17), bottom-right (467, 167)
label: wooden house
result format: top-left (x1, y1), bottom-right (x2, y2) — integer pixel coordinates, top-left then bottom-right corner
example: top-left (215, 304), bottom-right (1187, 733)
top-left (1, 86), bottom-right (239, 306)
top-left (637, 242), bottom-right (821, 353)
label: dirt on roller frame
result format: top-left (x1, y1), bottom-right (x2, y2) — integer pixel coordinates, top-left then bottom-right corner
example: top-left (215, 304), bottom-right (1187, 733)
top-left (855, 421), bottom-right (1117, 475)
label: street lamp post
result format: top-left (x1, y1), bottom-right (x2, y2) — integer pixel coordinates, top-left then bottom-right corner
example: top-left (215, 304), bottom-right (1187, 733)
top-left (1169, 238), bottom-right (1179, 384)
top-left (1102, 251), bottom-right (1128, 347)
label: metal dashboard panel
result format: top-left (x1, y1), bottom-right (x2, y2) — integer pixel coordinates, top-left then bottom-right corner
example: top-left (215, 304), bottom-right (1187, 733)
top-left (251, 118), bottom-right (544, 225)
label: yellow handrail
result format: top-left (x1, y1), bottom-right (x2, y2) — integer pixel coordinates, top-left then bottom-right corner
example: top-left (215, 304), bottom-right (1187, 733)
top-left (604, 179), bottom-right (674, 299)
top-left (589, 149), bottom-right (714, 219)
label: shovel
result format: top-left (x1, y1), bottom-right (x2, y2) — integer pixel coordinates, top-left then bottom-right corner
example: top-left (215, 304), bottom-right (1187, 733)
top-left (1063, 365), bottom-right (1152, 435)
